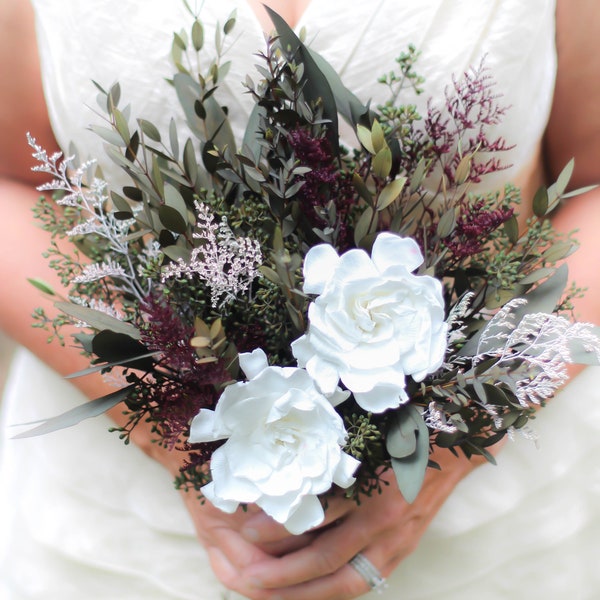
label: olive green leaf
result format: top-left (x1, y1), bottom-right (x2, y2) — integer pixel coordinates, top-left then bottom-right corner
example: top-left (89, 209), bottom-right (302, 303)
top-left (55, 302), bottom-right (141, 339)
top-left (12, 385), bottom-right (136, 439)
top-left (265, 7), bottom-right (340, 156)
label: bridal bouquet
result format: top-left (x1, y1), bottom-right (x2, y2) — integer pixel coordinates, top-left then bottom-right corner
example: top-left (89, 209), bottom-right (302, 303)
top-left (23, 8), bottom-right (600, 534)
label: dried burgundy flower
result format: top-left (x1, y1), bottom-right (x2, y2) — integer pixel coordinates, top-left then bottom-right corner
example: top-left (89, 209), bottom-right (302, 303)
top-left (140, 294), bottom-right (229, 449)
top-left (445, 199), bottom-right (514, 260)
top-left (425, 59), bottom-right (513, 185)
top-left (287, 127), bottom-right (355, 249)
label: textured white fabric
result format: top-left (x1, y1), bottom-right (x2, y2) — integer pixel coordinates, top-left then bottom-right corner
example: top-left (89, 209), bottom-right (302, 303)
top-left (4, 1), bottom-right (599, 598)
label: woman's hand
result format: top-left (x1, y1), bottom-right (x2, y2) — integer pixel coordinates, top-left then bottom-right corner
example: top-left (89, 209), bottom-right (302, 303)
top-left (192, 447), bottom-right (481, 600)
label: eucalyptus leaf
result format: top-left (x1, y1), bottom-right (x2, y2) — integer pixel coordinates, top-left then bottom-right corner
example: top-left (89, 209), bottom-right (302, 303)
top-left (89, 125), bottom-right (126, 147)
top-left (569, 325), bottom-right (600, 365)
top-left (372, 147), bottom-right (392, 179)
top-left (108, 82), bottom-right (121, 108)
top-left (159, 204), bottom-right (188, 234)
top-left (377, 177), bottom-right (406, 212)
top-left (28, 278), bottom-right (55, 296)
top-left (542, 241), bottom-right (577, 263)
top-left (356, 124), bottom-right (375, 154)
top-left (390, 405), bottom-right (430, 503)
top-left (173, 31), bottom-right (187, 51)
top-left (305, 45), bottom-right (370, 127)
top-left (65, 351), bottom-right (159, 379)
top-left (518, 267), bottom-right (555, 285)
top-left (242, 104), bottom-right (265, 162)
top-left (437, 207), bottom-right (456, 238)
top-left (354, 206), bottom-right (375, 247)
top-left (371, 120), bottom-right (385, 154)
top-left (532, 186), bottom-right (549, 217)
top-left (110, 191), bottom-right (132, 215)
top-left (162, 245), bottom-right (192, 262)
top-left (409, 158), bottom-right (429, 193)
top-left (165, 183), bottom-right (188, 213)
top-left (513, 263), bottom-right (569, 318)
top-left (503, 215), bottom-right (519, 244)
top-left (122, 186), bottom-right (144, 202)
top-left (266, 7), bottom-right (340, 156)
top-left (386, 406), bottom-right (418, 458)
top-left (55, 302), bottom-right (141, 339)
top-left (191, 19), bottom-right (204, 51)
top-left (454, 154), bottom-right (472, 185)
top-left (555, 158), bottom-right (574, 197)
top-left (560, 184), bottom-right (598, 199)
top-left (183, 139), bottom-right (199, 184)
top-left (352, 172), bottom-right (373, 204)
top-left (259, 266), bottom-right (281, 285)
top-left (92, 330), bottom-right (154, 371)
top-left (169, 118), bottom-right (180, 158)
top-left (12, 386), bottom-right (136, 439)
top-left (112, 107), bottom-right (130, 143)
top-left (223, 12), bottom-right (237, 35)
top-left (138, 119), bottom-right (161, 142)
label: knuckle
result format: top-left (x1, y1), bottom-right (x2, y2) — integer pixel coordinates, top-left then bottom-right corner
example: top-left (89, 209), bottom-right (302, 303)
top-left (320, 548), bottom-right (346, 575)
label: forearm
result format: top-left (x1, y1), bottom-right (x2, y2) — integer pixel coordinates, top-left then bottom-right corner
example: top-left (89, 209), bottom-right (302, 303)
top-left (0, 176), bottom-right (183, 473)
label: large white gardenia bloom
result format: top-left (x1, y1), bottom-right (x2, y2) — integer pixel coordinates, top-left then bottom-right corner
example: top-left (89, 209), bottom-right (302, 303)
top-left (292, 232), bottom-right (447, 412)
top-left (188, 349), bottom-right (358, 535)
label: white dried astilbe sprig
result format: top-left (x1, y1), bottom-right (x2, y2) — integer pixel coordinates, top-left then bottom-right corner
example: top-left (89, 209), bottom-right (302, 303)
top-left (423, 401), bottom-right (458, 434)
top-left (72, 260), bottom-right (131, 284)
top-left (27, 134), bottom-right (149, 302)
top-left (162, 202), bottom-right (262, 308)
top-left (446, 292), bottom-right (475, 347)
top-left (506, 424), bottom-right (539, 445)
top-left (474, 299), bottom-right (600, 406)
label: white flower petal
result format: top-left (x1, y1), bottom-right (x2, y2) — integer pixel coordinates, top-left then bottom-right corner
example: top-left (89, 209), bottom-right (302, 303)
top-left (303, 244), bottom-right (340, 294)
top-left (189, 409), bottom-right (225, 443)
top-left (371, 232), bottom-right (423, 273)
top-left (328, 387), bottom-right (351, 407)
top-left (340, 364), bottom-right (405, 394)
top-left (201, 482), bottom-right (239, 514)
top-left (353, 384), bottom-right (407, 412)
top-left (306, 355), bottom-right (340, 395)
top-left (334, 248), bottom-right (379, 283)
top-left (291, 334), bottom-right (312, 367)
top-left (281, 494), bottom-right (325, 535)
top-left (239, 348), bottom-right (269, 379)
top-left (333, 452), bottom-right (361, 488)
top-left (198, 356), bottom-right (355, 535)
top-left (299, 236), bottom-right (447, 407)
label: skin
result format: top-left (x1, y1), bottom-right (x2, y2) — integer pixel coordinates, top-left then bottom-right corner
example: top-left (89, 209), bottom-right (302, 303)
top-left (1, 1), bottom-right (599, 598)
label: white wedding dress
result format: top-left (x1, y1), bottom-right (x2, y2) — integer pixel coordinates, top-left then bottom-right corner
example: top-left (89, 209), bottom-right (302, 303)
top-left (2, 1), bottom-right (600, 598)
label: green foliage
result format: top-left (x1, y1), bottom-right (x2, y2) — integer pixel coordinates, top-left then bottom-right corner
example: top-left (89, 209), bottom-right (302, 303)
top-left (27, 7), bottom-right (599, 507)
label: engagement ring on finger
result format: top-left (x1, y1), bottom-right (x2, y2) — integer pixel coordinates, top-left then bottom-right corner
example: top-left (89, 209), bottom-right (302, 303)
top-left (349, 552), bottom-right (388, 594)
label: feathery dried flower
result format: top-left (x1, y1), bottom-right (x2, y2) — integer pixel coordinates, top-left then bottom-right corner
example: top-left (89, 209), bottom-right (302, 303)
top-left (72, 260), bottom-right (130, 284)
top-left (475, 299), bottom-right (600, 406)
top-left (424, 401), bottom-right (458, 434)
top-left (162, 202), bottom-right (262, 308)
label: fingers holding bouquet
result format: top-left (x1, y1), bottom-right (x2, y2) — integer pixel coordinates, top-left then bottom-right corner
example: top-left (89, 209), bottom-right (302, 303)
top-left (232, 448), bottom-right (475, 600)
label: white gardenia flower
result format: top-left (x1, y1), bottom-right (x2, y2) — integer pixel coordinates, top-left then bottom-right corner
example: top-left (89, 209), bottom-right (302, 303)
top-left (188, 349), bottom-right (358, 535)
top-left (292, 232), bottom-right (447, 412)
